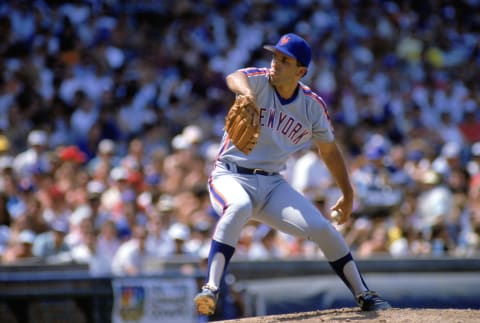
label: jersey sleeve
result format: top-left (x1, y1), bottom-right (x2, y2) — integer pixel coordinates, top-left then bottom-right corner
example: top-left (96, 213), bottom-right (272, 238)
top-left (306, 91), bottom-right (334, 142)
top-left (239, 67), bottom-right (270, 94)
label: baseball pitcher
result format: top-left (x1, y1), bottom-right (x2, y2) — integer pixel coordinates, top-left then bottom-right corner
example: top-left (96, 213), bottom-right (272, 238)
top-left (194, 33), bottom-right (391, 316)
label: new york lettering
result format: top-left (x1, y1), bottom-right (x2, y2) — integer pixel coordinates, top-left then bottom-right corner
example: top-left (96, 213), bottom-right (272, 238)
top-left (259, 107), bottom-right (310, 144)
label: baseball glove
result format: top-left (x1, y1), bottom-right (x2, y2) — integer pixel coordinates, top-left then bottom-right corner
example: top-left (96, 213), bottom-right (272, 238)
top-left (225, 95), bottom-right (260, 155)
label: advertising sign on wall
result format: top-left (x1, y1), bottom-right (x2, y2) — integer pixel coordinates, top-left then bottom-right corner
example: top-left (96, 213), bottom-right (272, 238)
top-left (112, 277), bottom-right (197, 323)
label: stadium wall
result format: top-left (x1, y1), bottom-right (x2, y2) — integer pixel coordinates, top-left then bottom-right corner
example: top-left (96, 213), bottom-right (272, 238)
top-left (0, 257), bottom-right (479, 322)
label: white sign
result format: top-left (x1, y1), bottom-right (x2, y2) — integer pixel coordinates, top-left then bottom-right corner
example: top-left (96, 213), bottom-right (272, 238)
top-left (112, 277), bottom-right (197, 323)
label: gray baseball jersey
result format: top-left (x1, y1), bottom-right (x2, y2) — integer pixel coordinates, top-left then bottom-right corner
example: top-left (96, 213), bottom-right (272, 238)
top-left (217, 67), bottom-right (334, 172)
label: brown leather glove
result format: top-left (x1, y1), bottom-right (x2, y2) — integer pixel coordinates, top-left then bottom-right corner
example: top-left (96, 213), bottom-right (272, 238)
top-left (224, 95), bottom-right (260, 155)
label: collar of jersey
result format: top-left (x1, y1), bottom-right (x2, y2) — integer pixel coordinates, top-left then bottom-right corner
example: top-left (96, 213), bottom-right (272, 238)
top-left (274, 85), bottom-right (299, 105)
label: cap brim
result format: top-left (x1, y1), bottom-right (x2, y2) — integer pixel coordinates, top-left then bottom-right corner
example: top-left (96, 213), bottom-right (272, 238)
top-left (263, 45), bottom-right (276, 53)
top-left (263, 45), bottom-right (296, 61)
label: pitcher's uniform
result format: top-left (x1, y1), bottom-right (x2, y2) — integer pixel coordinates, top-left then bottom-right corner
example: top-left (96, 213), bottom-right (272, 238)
top-left (195, 33), bottom-right (391, 317)
top-left (208, 67), bottom-right (350, 260)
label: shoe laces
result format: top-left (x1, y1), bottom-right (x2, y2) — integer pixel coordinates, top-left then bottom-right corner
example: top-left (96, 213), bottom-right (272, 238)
top-left (202, 284), bottom-right (219, 293)
top-left (357, 290), bottom-right (379, 302)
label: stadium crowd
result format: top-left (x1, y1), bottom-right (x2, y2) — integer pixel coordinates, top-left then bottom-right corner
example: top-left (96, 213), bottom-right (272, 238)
top-left (0, 0), bottom-right (479, 278)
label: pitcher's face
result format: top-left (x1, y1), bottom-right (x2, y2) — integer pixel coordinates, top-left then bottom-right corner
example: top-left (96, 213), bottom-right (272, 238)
top-left (269, 51), bottom-right (305, 86)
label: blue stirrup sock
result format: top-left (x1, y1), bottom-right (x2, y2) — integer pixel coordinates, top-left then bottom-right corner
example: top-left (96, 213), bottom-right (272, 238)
top-left (205, 240), bottom-right (235, 286)
top-left (329, 252), bottom-right (368, 295)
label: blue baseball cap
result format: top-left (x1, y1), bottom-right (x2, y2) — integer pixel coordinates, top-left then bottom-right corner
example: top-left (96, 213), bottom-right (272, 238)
top-left (264, 33), bottom-right (312, 68)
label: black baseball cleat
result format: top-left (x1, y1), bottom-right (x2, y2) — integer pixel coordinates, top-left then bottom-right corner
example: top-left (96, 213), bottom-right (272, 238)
top-left (194, 284), bottom-right (219, 316)
top-left (356, 290), bottom-right (392, 311)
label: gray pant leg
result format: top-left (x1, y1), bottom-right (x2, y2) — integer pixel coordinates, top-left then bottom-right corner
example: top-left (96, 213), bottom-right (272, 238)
top-left (254, 179), bottom-right (350, 261)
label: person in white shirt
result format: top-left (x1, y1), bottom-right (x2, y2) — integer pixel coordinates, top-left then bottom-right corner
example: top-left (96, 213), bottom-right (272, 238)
top-left (291, 147), bottom-right (333, 201)
top-left (13, 130), bottom-right (51, 178)
top-left (72, 219), bottom-right (121, 276)
top-left (111, 225), bottom-right (151, 276)
top-left (145, 213), bottom-right (174, 258)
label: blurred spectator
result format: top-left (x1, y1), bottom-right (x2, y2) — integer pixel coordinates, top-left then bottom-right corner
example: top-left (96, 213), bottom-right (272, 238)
top-left (101, 166), bottom-right (132, 214)
top-left (32, 219), bottom-right (71, 263)
top-left (65, 205), bottom-right (94, 249)
top-left (70, 92), bottom-right (99, 143)
top-left (387, 212), bottom-right (411, 258)
top-left (436, 112), bottom-right (465, 146)
top-left (291, 147), bottom-right (333, 202)
top-left (167, 222), bottom-right (195, 257)
top-left (357, 219), bottom-right (389, 258)
top-left (87, 138), bottom-right (120, 175)
top-left (85, 179), bottom-right (110, 228)
top-left (120, 137), bottom-right (146, 173)
top-left (2, 229), bottom-right (37, 264)
top-left (351, 140), bottom-right (403, 216)
top-left (12, 130), bottom-right (51, 179)
top-left (142, 148), bottom-right (166, 193)
top-left (55, 145), bottom-right (89, 207)
top-left (234, 224), bottom-right (256, 260)
top-left (432, 141), bottom-right (464, 180)
top-left (284, 235), bottom-right (320, 260)
top-left (466, 142), bottom-right (480, 176)
top-left (458, 107), bottom-right (480, 144)
top-left (57, 145), bottom-right (87, 165)
top-left (111, 225), bottom-right (152, 276)
top-left (71, 227), bottom-right (99, 269)
top-left (41, 184), bottom-right (71, 225)
top-left (72, 223), bottom-right (121, 282)
top-left (407, 230), bottom-right (433, 257)
top-left (161, 139), bottom-right (205, 195)
top-left (114, 192), bottom-right (147, 241)
top-left (416, 170), bottom-right (454, 233)
top-left (145, 211), bottom-right (174, 258)
top-left (430, 223), bottom-right (455, 257)
top-left (172, 190), bottom-right (204, 225)
top-left (185, 212), bottom-right (213, 257)
top-left (0, 191), bottom-right (11, 255)
top-left (345, 217), bottom-right (373, 253)
top-left (384, 145), bottom-right (414, 189)
top-left (247, 225), bottom-right (284, 260)
top-left (142, 121), bottom-right (171, 159)
top-left (16, 180), bottom-right (51, 235)
top-left (75, 219), bottom-right (121, 276)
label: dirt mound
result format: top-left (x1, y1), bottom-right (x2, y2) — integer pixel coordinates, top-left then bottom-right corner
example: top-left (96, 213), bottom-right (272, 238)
top-left (216, 308), bottom-right (480, 322)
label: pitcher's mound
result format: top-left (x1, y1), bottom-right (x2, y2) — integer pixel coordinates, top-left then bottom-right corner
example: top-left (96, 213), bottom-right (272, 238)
top-left (216, 308), bottom-right (480, 322)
